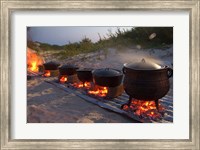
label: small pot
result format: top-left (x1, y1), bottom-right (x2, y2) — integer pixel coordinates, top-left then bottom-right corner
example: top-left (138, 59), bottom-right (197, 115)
top-left (77, 68), bottom-right (93, 83)
top-left (92, 68), bottom-right (123, 87)
top-left (59, 64), bottom-right (79, 76)
top-left (43, 61), bottom-right (60, 70)
top-left (123, 58), bottom-right (173, 100)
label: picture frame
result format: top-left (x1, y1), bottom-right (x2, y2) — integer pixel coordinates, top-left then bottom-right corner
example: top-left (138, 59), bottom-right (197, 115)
top-left (0, 0), bottom-right (199, 149)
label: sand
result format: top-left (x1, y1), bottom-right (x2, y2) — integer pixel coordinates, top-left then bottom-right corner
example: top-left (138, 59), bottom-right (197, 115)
top-left (27, 77), bottom-right (139, 123)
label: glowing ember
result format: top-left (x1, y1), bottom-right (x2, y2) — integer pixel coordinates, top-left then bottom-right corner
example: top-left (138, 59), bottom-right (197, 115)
top-left (88, 86), bottom-right (108, 97)
top-left (122, 99), bottom-right (164, 119)
top-left (72, 82), bottom-right (91, 89)
top-left (60, 76), bottom-right (67, 83)
top-left (122, 104), bottom-right (129, 111)
top-left (43, 70), bottom-right (51, 77)
top-left (27, 48), bottom-right (44, 72)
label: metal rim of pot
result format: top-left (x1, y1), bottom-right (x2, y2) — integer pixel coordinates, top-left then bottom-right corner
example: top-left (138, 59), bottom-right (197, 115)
top-left (123, 59), bottom-right (173, 78)
top-left (92, 68), bottom-right (123, 87)
top-left (77, 68), bottom-right (93, 72)
top-left (59, 64), bottom-right (79, 69)
top-left (92, 68), bottom-right (123, 77)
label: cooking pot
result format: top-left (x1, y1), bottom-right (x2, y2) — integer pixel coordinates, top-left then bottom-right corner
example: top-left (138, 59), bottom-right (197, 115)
top-left (92, 68), bottom-right (123, 87)
top-left (123, 58), bottom-right (173, 100)
top-left (59, 64), bottom-right (79, 76)
top-left (43, 61), bottom-right (60, 70)
top-left (77, 68), bottom-right (93, 83)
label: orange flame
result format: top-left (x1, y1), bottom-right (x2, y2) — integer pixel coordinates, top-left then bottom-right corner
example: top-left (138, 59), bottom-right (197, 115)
top-left (27, 48), bottom-right (44, 72)
top-left (88, 86), bottom-right (108, 97)
top-left (72, 82), bottom-right (91, 89)
top-left (60, 76), bottom-right (67, 83)
top-left (43, 70), bottom-right (51, 77)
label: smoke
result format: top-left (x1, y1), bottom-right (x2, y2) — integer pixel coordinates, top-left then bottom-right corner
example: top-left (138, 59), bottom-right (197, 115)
top-left (116, 49), bottom-right (166, 66)
top-left (62, 47), bottom-right (173, 71)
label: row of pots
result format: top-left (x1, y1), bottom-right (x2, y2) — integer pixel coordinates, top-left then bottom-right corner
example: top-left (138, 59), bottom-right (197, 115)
top-left (43, 61), bottom-right (123, 87)
top-left (43, 59), bottom-right (173, 100)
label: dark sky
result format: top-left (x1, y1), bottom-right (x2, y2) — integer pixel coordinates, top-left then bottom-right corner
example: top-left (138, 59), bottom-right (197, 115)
top-left (28, 27), bottom-right (133, 45)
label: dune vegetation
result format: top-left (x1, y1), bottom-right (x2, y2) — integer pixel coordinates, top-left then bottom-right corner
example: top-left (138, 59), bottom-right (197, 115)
top-left (27, 27), bottom-right (173, 60)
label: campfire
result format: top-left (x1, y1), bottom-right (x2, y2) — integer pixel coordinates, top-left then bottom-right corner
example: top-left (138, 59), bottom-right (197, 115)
top-left (43, 70), bottom-right (51, 77)
top-left (42, 61), bottom-right (60, 77)
top-left (59, 76), bottom-right (68, 83)
top-left (58, 74), bottom-right (79, 84)
top-left (70, 81), bottom-right (123, 99)
top-left (122, 99), bottom-right (165, 119)
top-left (27, 48), bottom-right (44, 72)
top-left (72, 82), bottom-right (92, 89)
top-left (88, 85), bottom-right (108, 97)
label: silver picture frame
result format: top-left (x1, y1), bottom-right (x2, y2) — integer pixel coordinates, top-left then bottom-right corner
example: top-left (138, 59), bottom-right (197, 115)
top-left (0, 0), bottom-right (199, 149)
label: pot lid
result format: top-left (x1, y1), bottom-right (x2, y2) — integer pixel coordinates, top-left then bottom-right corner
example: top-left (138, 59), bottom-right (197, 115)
top-left (92, 68), bottom-right (122, 77)
top-left (124, 58), bottom-right (162, 70)
top-left (43, 61), bottom-right (60, 66)
top-left (77, 68), bottom-right (93, 71)
top-left (59, 64), bottom-right (79, 69)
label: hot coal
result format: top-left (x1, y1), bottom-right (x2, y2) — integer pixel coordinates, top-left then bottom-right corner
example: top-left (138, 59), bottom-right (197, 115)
top-left (122, 99), bottom-right (165, 120)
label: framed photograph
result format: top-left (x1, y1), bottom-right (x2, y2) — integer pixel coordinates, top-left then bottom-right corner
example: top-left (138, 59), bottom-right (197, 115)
top-left (26, 26), bottom-right (173, 124)
top-left (1, 0), bottom-right (199, 149)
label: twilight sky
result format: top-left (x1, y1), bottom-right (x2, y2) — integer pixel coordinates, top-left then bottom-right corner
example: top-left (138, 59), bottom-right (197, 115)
top-left (27, 27), bottom-right (133, 45)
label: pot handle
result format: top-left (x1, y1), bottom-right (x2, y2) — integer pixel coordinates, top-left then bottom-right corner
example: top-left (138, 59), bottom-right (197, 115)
top-left (122, 67), bottom-right (126, 74)
top-left (167, 67), bottom-right (173, 78)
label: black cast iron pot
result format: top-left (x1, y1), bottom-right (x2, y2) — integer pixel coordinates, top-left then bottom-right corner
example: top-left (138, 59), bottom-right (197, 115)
top-left (43, 61), bottom-right (60, 70)
top-left (77, 68), bottom-right (93, 83)
top-left (92, 68), bottom-right (123, 87)
top-left (123, 58), bottom-right (173, 100)
top-left (59, 64), bottom-right (79, 76)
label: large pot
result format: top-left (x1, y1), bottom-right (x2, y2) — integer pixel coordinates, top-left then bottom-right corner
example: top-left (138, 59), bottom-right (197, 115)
top-left (77, 68), bottom-right (93, 83)
top-left (59, 64), bottom-right (79, 76)
top-left (43, 61), bottom-right (60, 70)
top-left (92, 68), bottom-right (123, 87)
top-left (123, 59), bottom-right (173, 100)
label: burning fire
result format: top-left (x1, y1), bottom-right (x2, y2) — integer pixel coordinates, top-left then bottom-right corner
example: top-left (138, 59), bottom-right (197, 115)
top-left (27, 48), bottom-right (44, 72)
top-left (72, 82), bottom-right (91, 89)
top-left (43, 70), bottom-right (51, 77)
top-left (60, 76), bottom-right (67, 83)
top-left (88, 86), bottom-right (108, 97)
top-left (122, 100), bottom-right (164, 119)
